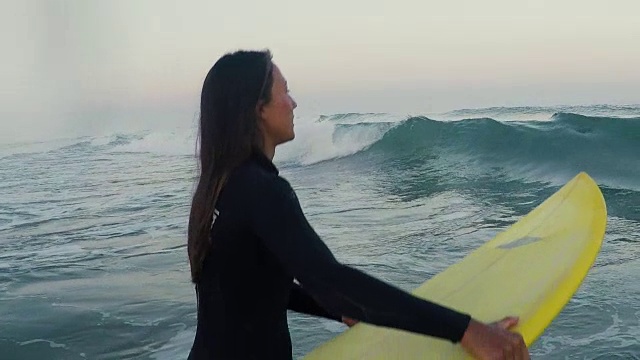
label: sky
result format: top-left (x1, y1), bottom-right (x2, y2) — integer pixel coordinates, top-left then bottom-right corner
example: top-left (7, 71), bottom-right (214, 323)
top-left (1, 0), bottom-right (639, 143)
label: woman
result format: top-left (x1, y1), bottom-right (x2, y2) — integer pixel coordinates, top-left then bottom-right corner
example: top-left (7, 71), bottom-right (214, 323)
top-left (187, 49), bottom-right (529, 360)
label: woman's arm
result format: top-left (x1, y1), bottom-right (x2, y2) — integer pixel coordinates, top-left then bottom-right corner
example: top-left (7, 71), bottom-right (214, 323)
top-left (288, 281), bottom-right (342, 322)
top-left (247, 174), bottom-right (471, 343)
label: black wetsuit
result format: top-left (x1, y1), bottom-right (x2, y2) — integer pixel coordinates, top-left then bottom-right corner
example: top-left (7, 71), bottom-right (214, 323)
top-left (187, 151), bottom-right (471, 360)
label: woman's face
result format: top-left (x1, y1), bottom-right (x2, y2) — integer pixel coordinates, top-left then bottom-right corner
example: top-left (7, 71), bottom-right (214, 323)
top-left (259, 63), bottom-right (297, 148)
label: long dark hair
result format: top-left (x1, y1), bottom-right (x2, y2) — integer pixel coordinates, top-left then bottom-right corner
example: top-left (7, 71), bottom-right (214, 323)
top-left (188, 50), bottom-right (274, 283)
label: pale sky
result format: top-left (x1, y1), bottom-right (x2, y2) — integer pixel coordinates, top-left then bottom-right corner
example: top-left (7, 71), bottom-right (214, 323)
top-left (2, 0), bottom-right (639, 143)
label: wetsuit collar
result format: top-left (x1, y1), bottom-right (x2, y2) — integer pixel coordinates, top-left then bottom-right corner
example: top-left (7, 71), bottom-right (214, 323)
top-left (250, 149), bottom-right (279, 175)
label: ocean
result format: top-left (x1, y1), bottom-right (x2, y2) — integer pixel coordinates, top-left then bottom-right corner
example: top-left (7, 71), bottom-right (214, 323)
top-left (1, 105), bottom-right (639, 359)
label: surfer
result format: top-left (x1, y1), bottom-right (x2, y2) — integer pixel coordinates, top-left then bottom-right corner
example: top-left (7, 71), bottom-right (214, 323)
top-left (186, 49), bottom-right (530, 360)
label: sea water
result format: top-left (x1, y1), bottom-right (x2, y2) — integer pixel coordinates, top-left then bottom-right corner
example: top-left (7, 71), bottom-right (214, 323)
top-left (1, 105), bottom-right (639, 359)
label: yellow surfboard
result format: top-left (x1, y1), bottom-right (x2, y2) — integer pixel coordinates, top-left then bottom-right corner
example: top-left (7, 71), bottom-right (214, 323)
top-left (304, 172), bottom-right (607, 359)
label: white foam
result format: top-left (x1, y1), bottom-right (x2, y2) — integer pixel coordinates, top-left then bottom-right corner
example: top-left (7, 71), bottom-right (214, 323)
top-left (19, 338), bottom-right (68, 349)
top-left (319, 112), bottom-right (403, 124)
top-left (0, 243), bottom-right (86, 262)
top-left (0, 137), bottom-right (89, 158)
top-left (90, 135), bottom-right (119, 147)
top-left (100, 117), bottom-right (394, 164)
top-left (436, 104), bottom-right (640, 122)
top-left (2, 115), bottom-right (394, 163)
top-left (436, 108), bottom-right (556, 122)
top-left (33, 244), bottom-right (85, 258)
top-left (109, 128), bottom-right (197, 156)
top-left (275, 115), bottom-right (403, 166)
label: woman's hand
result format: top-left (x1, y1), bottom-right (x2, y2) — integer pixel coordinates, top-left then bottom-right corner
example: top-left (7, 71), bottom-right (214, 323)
top-left (341, 316), bottom-right (359, 327)
top-left (460, 316), bottom-right (530, 360)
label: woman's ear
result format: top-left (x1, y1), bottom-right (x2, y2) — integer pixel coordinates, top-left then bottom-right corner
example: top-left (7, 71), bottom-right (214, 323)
top-left (255, 102), bottom-right (266, 130)
top-left (256, 100), bottom-right (266, 121)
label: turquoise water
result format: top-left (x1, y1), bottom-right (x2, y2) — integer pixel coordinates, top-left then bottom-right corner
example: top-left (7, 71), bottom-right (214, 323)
top-left (1, 105), bottom-right (639, 359)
